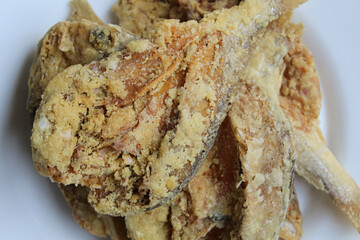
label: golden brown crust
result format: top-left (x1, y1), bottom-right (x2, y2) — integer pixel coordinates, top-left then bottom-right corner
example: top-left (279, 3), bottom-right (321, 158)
top-left (280, 42), bottom-right (321, 132)
top-left (27, 19), bottom-right (98, 113)
top-left (33, 20), bottom-right (228, 214)
top-left (170, 117), bottom-right (241, 240)
top-left (123, 13), bottom-right (303, 240)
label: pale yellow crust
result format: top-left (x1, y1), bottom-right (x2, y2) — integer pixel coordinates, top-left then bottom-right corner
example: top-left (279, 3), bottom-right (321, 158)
top-left (280, 39), bottom-right (360, 232)
top-left (113, 0), bottom-right (171, 38)
top-left (229, 85), bottom-right (294, 240)
top-left (27, 20), bottom-right (137, 113)
top-left (31, 20), bottom-right (228, 215)
top-left (279, 190), bottom-right (303, 240)
top-left (122, 11), bottom-right (304, 240)
top-left (69, 0), bottom-right (105, 25)
top-left (124, 117), bottom-right (241, 240)
top-left (226, 14), bottom-right (303, 240)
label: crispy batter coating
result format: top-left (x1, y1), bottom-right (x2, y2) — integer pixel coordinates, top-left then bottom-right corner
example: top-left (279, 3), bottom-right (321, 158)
top-left (279, 190), bottom-right (303, 240)
top-left (43, 17), bottom-right (303, 237)
top-left (27, 1), bottom-right (319, 239)
top-left (123, 13), bottom-right (302, 240)
top-left (280, 39), bottom-right (360, 232)
top-left (60, 184), bottom-right (128, 239)
top-left (112, 0), bottom-right (242, 35)
top-left (124, 117), bottom-right (241, 240)
top-left (69, 0), bottom-right (105, 25)
top-left (31, 21), bottom-right (227, 215)
top-left (27, 20), bottom-right (137, 113)
top-left (113, 0), bottom-right (171, 38)
top-left (226, 14), bottom-right (301, 240)
top-left (32, 0), bottom-right (301, 216)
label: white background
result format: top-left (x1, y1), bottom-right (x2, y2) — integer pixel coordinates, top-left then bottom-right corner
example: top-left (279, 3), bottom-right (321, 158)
top-left (0, 0), bottom-right (359, 239)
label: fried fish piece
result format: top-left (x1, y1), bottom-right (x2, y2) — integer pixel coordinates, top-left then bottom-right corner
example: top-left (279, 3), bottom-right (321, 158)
top-left (27, 20), bottom-right (137, 114)
top-left (125, 117), bottom-right (241, 240)
top-left (168, 0), bottom-right (242, 21)
top-left (124, 82), bottom-right (298, 239)
top-left (31, 21), bottom-right (229, 216)
top-left (68, 0), bottom-right (104, 25)
top-left (32, 0), bottom-right (302, 216)
top-left (112, 0), bottom-right (242, 34)
top-left (125, 14), bottom-right (301, 240)
top-left (226, 13), bottom-right (301, 239)
top-left (59, 184), bottom-right (128, 239)
top-left (62, 112), bottom-right (299, 240)
top-left (279, 39), bottom-right (360, 232)
top-left (113, 0), bottom-right (171, 38)
top-left (279, 190), bottom-right (303, 240)
top-left (228, 82), bottom-right (294, 240)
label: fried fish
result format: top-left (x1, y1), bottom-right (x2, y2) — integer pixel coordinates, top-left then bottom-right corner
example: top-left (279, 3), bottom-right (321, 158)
top-left (31, 0), bottom-right (303, 216)
top-left (279, 38), bottom-right (360, 232)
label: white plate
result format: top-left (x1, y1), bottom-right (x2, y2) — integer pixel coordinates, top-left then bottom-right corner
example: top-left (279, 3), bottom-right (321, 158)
top-left (0, 1), bottom-right (359, 239)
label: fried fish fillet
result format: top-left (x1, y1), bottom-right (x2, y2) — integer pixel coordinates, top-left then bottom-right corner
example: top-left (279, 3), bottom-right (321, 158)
top-left (113, 0), bottom-right (171, 38)
top-left (31, 0), bottom-right (302, 216)
top-left (35, 0), bottom-right (300, 237)
top-left (31, 21), bottom-right (230, 216)
top-left (279, 39), bottom-right (360, 232)
top-left (227, 20), bottom-right (296, 239)
top-left (165, 0), bottom-right (360, 233)
top-left (45, 5), bottom-right (303, 240)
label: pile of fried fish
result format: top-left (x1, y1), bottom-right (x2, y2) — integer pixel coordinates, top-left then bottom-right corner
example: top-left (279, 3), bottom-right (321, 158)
top-left (28, 0), bottom-right (360, 239)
